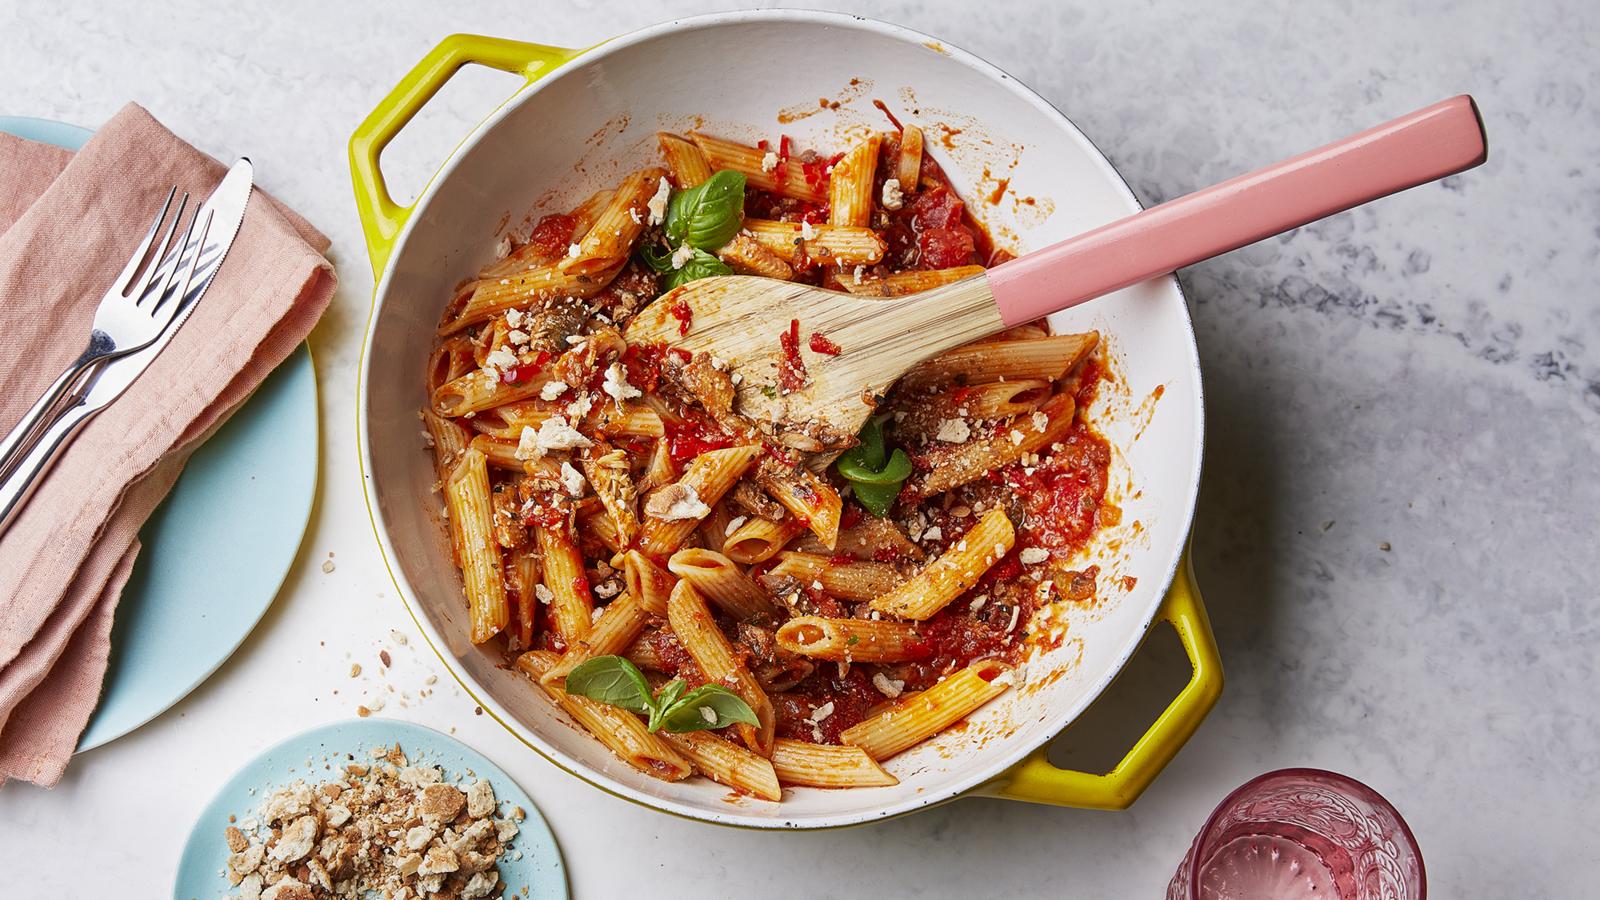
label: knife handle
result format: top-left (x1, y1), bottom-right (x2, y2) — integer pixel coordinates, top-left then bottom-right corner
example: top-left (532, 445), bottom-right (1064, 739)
top-left (0, 378), bottom-right (102, 540)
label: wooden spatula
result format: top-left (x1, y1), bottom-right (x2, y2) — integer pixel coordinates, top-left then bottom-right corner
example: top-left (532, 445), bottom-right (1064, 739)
top-left (626, 95), bottom-right (1487, 442)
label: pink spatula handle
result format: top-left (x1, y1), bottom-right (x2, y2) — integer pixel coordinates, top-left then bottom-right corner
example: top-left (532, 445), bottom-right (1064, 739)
top-left (986, 95), bottom-right (1487, 325)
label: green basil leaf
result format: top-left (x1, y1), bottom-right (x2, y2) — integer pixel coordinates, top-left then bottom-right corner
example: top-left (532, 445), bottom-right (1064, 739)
top-left (851, 478), bottom-right (902, 518)
top-left (663, 248), bottom-right (733, 291)
top-left (835, 416), bottom-right (910, 517)
top-left (841, 415), bottom-right (887, 471)
top-left (564, 656), bottom-right (655, 715)
top-left (656, 678), bottom-right (688, 712)
top-left (659, 685), bottom-right (760, 733)
top-left (664, 170), bottom-right (746, 250)
top-left (636, 241), bottom-right (676, 274)
top-left (838, 448), bottom-right (910, 485)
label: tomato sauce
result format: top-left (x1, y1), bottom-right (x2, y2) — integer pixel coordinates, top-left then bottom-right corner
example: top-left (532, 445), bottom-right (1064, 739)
top-left (500, 350), bottom-right (552, 385)
top-left (661, 407), bottom-right (735, 465)
top-left (777, 318), bottom-right (808, 393)
top-left (668, 298), bottom-right (693, 336)
top-left (873, 138), bottom-right (993, 270)
top-left (589, 261), bottom-right (659, 315)
top-left (773, 668), bottom-right (881, 745)
top-left (642, 629), bottom-right (705, 685)
top-left (807, 332), bottom-right (842, 356)
top-left (1009, 422), bottom-right (1112, 556)
top-left (524, 213), bottom-right (577, 258)
top-left (619, 342), bottom-right (690, 394)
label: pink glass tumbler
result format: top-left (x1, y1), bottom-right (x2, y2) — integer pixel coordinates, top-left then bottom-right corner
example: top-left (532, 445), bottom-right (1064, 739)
top-left (1167, 768), bottom-right (1425, 900)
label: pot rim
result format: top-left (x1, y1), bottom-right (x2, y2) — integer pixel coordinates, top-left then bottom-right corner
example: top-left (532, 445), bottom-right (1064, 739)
top-left (356, 7), bottom-right (1205, 828)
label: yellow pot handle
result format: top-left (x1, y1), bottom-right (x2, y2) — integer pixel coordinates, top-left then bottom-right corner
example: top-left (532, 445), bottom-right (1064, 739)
top-left (347, 33), bottom-right (579, 276)
top-left (978, 548), bottom-right (1223, 809)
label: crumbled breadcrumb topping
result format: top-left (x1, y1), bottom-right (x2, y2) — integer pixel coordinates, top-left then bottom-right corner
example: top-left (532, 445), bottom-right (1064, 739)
top-left (223, 743), bottom-right (521, 900)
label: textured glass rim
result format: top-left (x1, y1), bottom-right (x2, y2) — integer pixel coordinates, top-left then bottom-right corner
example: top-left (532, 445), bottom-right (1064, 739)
top-left (1183, 767), bottom-right (1427, 899)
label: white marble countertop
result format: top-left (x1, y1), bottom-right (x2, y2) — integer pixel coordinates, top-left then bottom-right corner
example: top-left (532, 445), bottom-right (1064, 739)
top-left (2, 1), bottom-right (1596, 897)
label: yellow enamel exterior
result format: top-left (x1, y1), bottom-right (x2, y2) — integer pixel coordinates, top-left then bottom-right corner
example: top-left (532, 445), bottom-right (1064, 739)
top-left (976, 550), bottom-right (1223, 809)
top-left (349, 31), bottom-right (1223, 820)
top-left (348, 33), bottom-right (580, 275)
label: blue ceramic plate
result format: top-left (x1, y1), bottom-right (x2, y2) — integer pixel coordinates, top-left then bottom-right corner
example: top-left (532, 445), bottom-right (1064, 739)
top-left (0, 116), bottom-right (319, 751)
top-left (173, 719), bottom-right (567, 900)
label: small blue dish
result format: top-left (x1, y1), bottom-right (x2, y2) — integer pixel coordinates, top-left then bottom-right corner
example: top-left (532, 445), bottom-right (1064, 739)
top-left (0, 115), bottom-right (320, 751)
top-left (173, 719), bottom-right (568, 900)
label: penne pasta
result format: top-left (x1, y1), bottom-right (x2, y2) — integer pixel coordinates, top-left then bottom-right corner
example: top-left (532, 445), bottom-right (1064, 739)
top-left (444, 260), bottom-right (625, 334)
top-left (432, 367), bottom-right (552, 417)
top-left (516, 651), bottom-right (692, 780)
top-left (426, 335), bottom-right (477, 392)
top-left (666, 581), bottom-right (776, 757)
top-left (561, 167), bottom-right (666, 277)
top-left (445, 448), bottom-right (509, 643)
top-left (771, 738), bottom-right (898, 788)
top-left (697, 501), bottom-right (736, 554)
top-left (668, 548), bottom-right (780, 621)
top-left (895, 124), bottom-right (924, 190)
top-left (891, 379), bottom-right (1052, 445)
top-left (534, 516), bottom-right (594, 645)
top-left (758, 460), bottom-right (842, 549)
top-left (839, 265), bottom-right (985, 298)
top-left (421, 123), bottom-right (1122, 797)
top-left (596, 403), bottom-right (665, 438)
top-left (637, 444), bottom-right (761, 558)
top-left (623, 628), bottom-right (665, 672)
top-left (621, 549), bottom-right (676, 617)
top-left (741, 219), bottom-right (886, 266)
top-left (580, 446), bottom-right (641, 550)
top-left (567, 187), bottom-right (619, 238)
top-left (423, 408), bottom-right (471, 480)
top-left (507, 550), bottom-right (541, 651)
top-left (840, 659), bottom-right (1013, 760)
top-left (791, 517), bottom-right (925, 562)
top-left (828, 135), bottom-right (881, 228)
top-left (870, 508), bottom-right (1016, 620)
top-left (716, 231), bottom-right (795, 280)
top-left (898, 333), bottom-right (1100, 393)
top-left (577, 506), bottom-right (623, 556)
top-left (907, 392), bottom-right (1077, 498)
top-left (641, 436), bottom-right (678, 491)
top-left (722, 515), bottom-right (808, 565)
top-left (775, 616), bottom-right (926, 663)
top-left (541, 592), bottom-right (650, 686)
top-left (656, 132), bottom-right (713, 188)
top-left (769, 551), bottom-right (904, 600)
top-left (660, 730), bottom-right (782, 802)
top-left (689, 132), bottom-right (827, 203)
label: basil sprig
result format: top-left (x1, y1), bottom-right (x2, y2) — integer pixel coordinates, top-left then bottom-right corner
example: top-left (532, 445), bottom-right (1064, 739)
top-left (564, 655), bottom-right (758, 733)
top-left (637, 243), bottom-right (734, 290)
top-left (838, 413), bottom-right (915, 512)
top-left (835, 415), bottom-right (911, 517)
top-left (666, 248), bottom-right (733, 290)
top-left (636, 169), bottom-right (744, 291)
top-left (664, 169), bottom-right (746, 250)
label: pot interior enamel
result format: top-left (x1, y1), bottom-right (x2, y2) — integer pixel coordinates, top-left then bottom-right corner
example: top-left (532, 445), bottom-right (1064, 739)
top-left (361, 12), bottom-right (1202, 827)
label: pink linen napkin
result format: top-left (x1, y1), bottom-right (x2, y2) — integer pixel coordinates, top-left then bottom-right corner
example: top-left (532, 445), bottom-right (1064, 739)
top-left (0, 103), bottom-right (336, 786)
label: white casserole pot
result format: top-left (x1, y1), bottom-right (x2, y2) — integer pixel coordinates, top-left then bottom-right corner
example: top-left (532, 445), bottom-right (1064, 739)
top-left (351, 10), bottom-right (1221, 829)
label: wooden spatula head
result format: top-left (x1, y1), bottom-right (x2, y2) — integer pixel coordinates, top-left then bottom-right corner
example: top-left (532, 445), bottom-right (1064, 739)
top-left (625, 274), bottom-right (1002, 447)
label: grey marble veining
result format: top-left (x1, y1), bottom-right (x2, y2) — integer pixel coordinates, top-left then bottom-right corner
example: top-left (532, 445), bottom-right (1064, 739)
top-left (0, 1), bottom-right (1595, 897)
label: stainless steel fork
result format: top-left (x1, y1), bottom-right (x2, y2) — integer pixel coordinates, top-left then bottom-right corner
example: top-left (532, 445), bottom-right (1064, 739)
top-left (0, 188), bottom-right (207, 482)
top-left (0, 159), bottom-right (254, 539)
